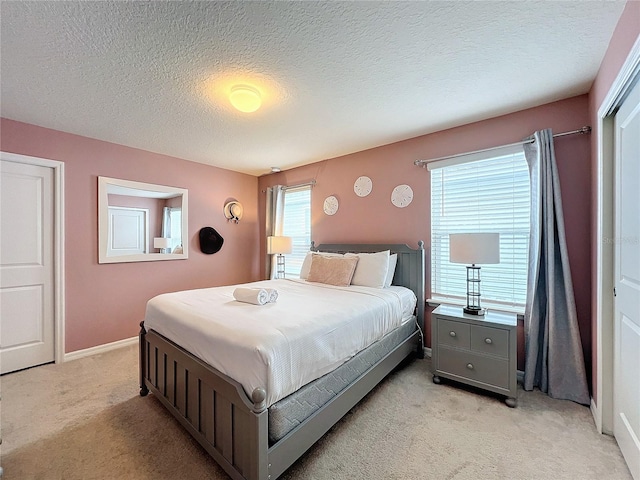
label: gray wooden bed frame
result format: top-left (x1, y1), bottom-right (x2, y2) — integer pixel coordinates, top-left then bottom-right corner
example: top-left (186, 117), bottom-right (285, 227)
top-left (139, 242), bottom-right (425, 480)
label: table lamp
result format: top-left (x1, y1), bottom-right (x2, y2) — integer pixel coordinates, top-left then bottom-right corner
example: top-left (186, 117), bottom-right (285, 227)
top-left (267, 236), bottom-right (293, 279)
top-left (154, 237), bottom-right (171, 254)
top-left (449, 233), bottom-right (500, 315)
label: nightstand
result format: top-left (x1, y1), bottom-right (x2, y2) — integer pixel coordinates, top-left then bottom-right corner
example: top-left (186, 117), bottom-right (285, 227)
top-left (431, 305), bottom-right (518, 407)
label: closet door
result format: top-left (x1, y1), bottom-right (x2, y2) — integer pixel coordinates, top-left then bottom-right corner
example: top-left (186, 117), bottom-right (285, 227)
top-left (613, 76), bottom-right (640, 480)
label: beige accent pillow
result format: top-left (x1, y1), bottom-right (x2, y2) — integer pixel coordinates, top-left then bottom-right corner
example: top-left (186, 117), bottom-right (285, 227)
top-left (307, 255), bottom-right (359, 286)
top-left (299, 252), bottom-right (314, 279)
top-left (300, 251), bottom-right (343, 279)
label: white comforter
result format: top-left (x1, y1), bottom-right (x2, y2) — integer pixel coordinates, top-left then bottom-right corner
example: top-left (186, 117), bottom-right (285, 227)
top-left (144, 279), bottom-right (416, 407)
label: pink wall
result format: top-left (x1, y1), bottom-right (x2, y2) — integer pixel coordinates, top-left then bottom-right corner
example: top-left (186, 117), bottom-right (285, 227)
top-left (588, 0), bottom-right (640, 404)
top-left (258, 94), bottom-right (593, 380)
top-left (0, 118), bottom-right (260, 353)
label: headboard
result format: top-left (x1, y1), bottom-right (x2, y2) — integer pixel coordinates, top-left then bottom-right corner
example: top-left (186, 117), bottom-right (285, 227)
top-left (310, 241), bottom-right (425, 330)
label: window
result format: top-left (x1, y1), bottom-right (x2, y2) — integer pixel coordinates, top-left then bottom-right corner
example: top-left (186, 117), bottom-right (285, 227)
top-left (282, 186), bottom-right (312, 278)
top-left (430, 145), bottom-right (530, 311)
top-left (168, 208), bottom-right (182, 252)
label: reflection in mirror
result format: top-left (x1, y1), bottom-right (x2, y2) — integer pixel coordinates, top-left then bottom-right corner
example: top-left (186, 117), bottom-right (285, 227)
top-left (98, 177), bottom-right (188, 263)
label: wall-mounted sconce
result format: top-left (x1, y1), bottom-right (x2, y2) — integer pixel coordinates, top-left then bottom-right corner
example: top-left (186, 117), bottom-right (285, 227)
top-left (224, 201), bottom-right (243, 223)
top-left (154, 237), bottom-right (170, 254)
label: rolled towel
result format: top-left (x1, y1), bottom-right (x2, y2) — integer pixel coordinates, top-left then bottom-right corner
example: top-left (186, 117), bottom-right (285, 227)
top-left (263, 288), bottom-right (278, 303)
top-left (233, 287), bottom-right (269, 305)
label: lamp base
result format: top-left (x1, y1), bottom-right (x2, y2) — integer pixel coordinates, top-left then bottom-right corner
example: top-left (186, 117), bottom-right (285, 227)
top-left (276, 254), bottom-right (286, 279)
top-left (463, 306), bottom-right (486, 316)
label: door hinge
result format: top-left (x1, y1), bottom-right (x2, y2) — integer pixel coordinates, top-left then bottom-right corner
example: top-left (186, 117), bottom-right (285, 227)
top-left (613, 287), bottom-right (617, 297)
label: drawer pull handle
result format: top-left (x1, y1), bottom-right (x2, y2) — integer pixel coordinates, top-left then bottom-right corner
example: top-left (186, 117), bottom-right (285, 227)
top-left (466, 363), bottom-right (474, 370)
top-left (449, 331), bottom-right (456, 337)
top-left (485, 338), bottom-right (493, 344)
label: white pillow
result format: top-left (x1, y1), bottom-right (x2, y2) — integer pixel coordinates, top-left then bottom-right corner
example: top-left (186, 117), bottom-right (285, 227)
top-left (385, 253), bottom-right (398, 287)
top-left (346, 250), bottom-right (390, 289)
top-left (300, 251), bottom-right (343, 279)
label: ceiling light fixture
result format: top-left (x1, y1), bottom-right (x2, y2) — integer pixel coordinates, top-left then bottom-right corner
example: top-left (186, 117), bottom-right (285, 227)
top-left (229, 84), bottom-right (261, 113)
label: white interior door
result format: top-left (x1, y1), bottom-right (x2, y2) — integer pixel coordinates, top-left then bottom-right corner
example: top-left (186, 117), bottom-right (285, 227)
top-left (107, 206), bottom-right (148, 256)
top-left (614, 77), bottom-right (640, 480)
top-left (0, 159), bottom-right (55, 374)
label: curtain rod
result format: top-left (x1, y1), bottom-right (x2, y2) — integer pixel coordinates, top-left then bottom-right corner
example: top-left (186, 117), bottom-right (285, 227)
top-left (414, 126), bottom-right (591, 167)
top-left (283, 180), bottom-right (316, 191)
top-left (261, 180), bottom-right (316, 193)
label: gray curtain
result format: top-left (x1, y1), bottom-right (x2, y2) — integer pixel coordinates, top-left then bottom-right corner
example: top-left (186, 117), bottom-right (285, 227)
top-left (161, 207), bottom-right (170, 238)
top-left (265, 185), bottom-right (285, 279)
top-left (523, 129), bottom-right (590, 405)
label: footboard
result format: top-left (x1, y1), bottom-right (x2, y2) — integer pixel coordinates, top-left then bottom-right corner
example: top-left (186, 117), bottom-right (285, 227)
top-left (139, 323), bottom-right (269, 480)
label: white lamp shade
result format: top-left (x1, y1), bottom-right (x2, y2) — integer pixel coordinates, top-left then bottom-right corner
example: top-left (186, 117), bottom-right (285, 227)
top-left (154, 237), bottom-right (171, 249)
top-left (449, 233), bottom-right (500, 265)
top-left (267, 236), bottom-right (292, 255)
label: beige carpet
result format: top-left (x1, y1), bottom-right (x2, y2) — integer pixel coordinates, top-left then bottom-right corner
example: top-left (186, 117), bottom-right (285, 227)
top-left (0, 344), bottom-right (631, 480)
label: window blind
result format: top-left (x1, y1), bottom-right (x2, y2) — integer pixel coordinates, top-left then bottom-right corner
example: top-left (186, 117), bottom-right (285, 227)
top-left (430, 147), bottom-right (530, 310)
top-left (282, 186), bottom-right (311, 278)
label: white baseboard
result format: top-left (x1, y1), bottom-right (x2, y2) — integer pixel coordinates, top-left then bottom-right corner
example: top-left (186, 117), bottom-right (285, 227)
top-left (64, 336), bottom-right (138, 362)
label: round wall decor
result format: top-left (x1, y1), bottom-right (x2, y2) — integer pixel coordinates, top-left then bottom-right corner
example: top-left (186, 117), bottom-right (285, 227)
top-left (391, 184), bottom-right (413, 208)
top-left (323, 195), bottom-right (339, 215)
top-left (353, 176), bottom-right (373, 197)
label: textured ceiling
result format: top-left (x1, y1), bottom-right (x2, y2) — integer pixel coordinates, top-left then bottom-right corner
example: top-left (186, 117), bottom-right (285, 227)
top-left (0, 1), bottom-right (627, 176)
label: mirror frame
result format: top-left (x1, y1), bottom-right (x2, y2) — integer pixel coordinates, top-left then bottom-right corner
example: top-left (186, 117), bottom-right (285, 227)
top-left (98, 176), bottom-right (189, 264)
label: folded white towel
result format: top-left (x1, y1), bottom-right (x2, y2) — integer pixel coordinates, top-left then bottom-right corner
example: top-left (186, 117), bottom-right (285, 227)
top-left (263, 288), bottom-right (278, 303)
top-left (233, 287), bottom-right (269, 305)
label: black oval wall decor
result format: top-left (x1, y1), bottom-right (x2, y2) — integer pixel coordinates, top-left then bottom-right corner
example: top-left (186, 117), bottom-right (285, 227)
top-left (199, 227), bottom-right (224, 254)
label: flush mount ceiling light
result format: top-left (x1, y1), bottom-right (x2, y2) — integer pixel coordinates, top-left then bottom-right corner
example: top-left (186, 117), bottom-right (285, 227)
top-left (229, 84), bottom-right (261, 113)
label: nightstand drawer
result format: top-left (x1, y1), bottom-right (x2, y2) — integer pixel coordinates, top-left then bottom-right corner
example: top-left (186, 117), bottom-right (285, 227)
top-left (437, 319), bottom-right (470, 349)
top-left (437, 347), bottom-right (510, 390)
top-left (470, 325), bottom-right (509, 358)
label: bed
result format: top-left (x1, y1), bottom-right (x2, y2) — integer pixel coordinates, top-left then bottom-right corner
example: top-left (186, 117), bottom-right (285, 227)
top-left (139, 242), bottom-right (425, 480)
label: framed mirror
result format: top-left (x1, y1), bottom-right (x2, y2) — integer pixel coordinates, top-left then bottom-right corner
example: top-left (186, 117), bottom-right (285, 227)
top-left (98, 176), bottom-right (188, 263)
